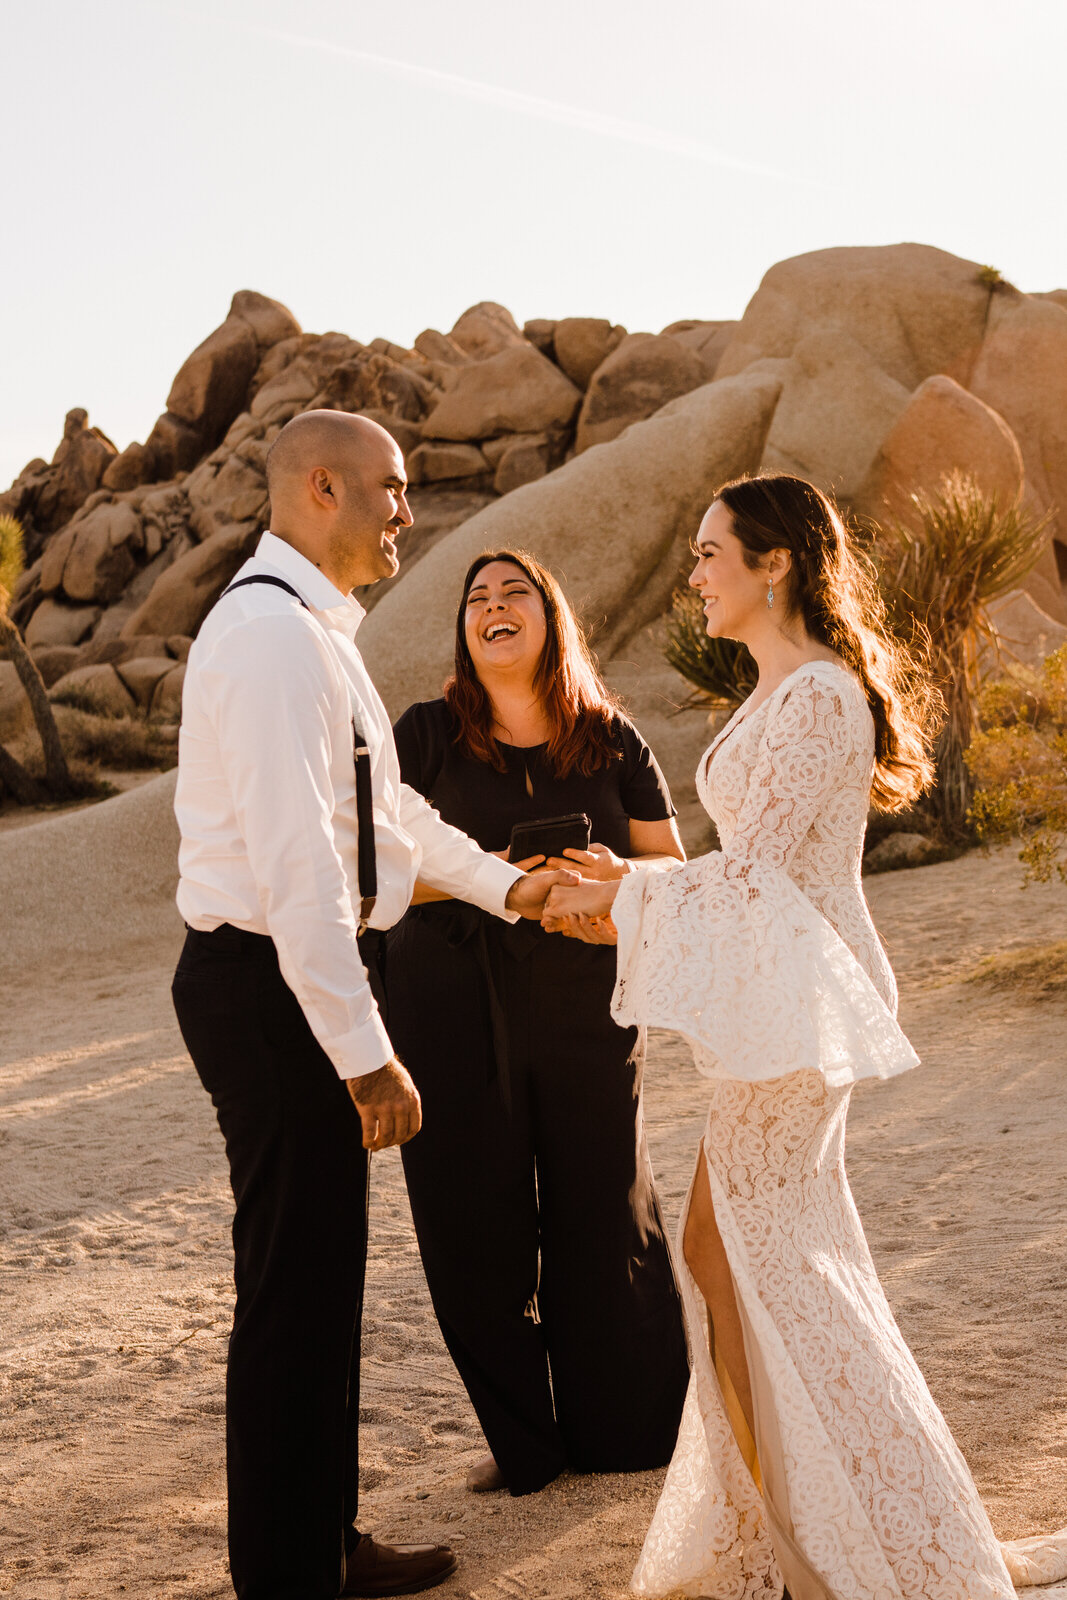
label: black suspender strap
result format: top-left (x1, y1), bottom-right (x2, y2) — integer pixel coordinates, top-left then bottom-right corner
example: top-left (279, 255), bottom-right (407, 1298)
top-left (221, 575), bottom-right (378, 934)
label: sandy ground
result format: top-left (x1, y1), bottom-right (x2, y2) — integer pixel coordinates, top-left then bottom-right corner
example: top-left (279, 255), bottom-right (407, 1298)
top-left (2, 800), bottom-right (1066, 1598)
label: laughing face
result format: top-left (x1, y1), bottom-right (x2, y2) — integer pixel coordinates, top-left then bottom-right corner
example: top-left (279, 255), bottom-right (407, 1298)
top-left (463, 560), bottom-right (549, 681)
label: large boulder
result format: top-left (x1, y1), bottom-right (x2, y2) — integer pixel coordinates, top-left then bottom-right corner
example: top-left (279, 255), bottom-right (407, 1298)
top-left (552, 318), bottom-right (626, 389)
top-left (143, 410), bottom-right (203, 480)
top-left (422, 345), bottom-right (582, 441)
top-left (150, 663), bottom-right (187, 719)
top-left (574, 334), bottom-right (710, 454)
top-left (448, 302), bottom-right (525, 360)
top-left (49, 662), bottom-right (137, 717)
top-left (359, 368), bottom-right (784, 715)
top-left (166, 314), bottom-right (259, 454)
top-left (229, 289), bottom-right (301, 349)
top-left (755, 333), bottom-right (910, 499)
top-left (970, 294), bottom-right (1067, 525)
top-left (1, 411), bottom-right (118, 557)
top-left (968, 292), bottom-right (1067, 622)
top-left (28, 644), bottom-right (81, 688)
top-left (985, 590), bottom-right (1067, 670)
top-left (24, 597), bottom-right (101, 649)
top-left (115, 655), bottom-right (178, 709)
top-left (59, 501), bottom-right (145, 604)
top-left (717, 243), bottom-right (993, 391)
top-left (856, 375), bottom-right (1024, 526)
top-left (407, 442), bottom-right (489, 485)
top-left (102, 441), bottom-right (151, 492)
top-left (312, 350), bottom-right (431, 421)
top-left (492, 435), bottom-right (552, 496)
top-left (121, 523), bottom-right (258, 640)
top-left (661, 320), bottom-right (738, 379)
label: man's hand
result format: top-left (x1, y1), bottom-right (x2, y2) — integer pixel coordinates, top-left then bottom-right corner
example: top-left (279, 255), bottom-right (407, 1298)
top-left (347, 1058), bottom-right (422, 1151)
top-left (541, 877), bottom-right (619, 927)
top-left (505, 867), bottom-right (580, 919)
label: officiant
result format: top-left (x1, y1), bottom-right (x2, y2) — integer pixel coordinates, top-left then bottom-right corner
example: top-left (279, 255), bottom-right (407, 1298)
top-left (385, 548), bottom-right (690, 1497)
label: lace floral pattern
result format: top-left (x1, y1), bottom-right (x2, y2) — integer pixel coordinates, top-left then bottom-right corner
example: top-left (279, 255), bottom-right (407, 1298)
top-left (612, 663), bottom-right (915, 1088)
top-left (618, 664), bottom-right (1064, 1598)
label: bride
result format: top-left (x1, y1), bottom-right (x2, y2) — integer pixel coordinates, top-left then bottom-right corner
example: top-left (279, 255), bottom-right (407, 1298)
top-left (543, 474), bottom-right (1067, 1600)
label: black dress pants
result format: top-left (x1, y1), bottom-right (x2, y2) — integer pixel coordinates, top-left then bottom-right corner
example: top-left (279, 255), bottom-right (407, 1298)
top-left (172, 925), bottom-right (384, 1600)
top-left (388, 911), bottom-right (690, 1496)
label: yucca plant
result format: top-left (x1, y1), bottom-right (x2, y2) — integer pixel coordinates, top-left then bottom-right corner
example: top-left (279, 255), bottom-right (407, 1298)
top-left (0, 514), bottom-right (74, 803)
top-left (966, 645), bottom-right (1067, 882)
top-left (664, 585), bottom-right (757, 707)
top-left (876, 472), bottom-right (1051, 837)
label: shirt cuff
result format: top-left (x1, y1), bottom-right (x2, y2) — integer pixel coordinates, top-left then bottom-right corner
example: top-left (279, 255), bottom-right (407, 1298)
top-left (325, 1007), bottom-right (395, 1080)
top-left (466, 853), bottom-right (524, 923)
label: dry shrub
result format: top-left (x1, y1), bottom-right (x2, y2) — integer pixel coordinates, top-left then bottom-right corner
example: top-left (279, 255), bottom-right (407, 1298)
top-left (964, 940), bottom-right (1067, 1001)
top-left (876, 473), bottom-right (1051, 838)
top-left (53, 705), bottom-right (179, 771)
top-left (664, 587), bottom-right (756, 707)
top-left (966, 644), bottom-right (1067, 882)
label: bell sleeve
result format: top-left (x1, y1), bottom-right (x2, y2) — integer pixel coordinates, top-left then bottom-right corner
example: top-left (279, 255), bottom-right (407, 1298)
top-left (610, 671), bottom-right (919, 1088)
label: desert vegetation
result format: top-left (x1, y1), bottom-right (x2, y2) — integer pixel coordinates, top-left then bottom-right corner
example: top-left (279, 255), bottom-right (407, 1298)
top-left (664, 473), bottom-right (1052, 845)
top-left (966, 644), bottom-right (1067, 882)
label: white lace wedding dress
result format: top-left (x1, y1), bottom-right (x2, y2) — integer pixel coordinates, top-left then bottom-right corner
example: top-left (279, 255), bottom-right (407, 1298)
top-left (610, 660), bottom-right (1067, 1600)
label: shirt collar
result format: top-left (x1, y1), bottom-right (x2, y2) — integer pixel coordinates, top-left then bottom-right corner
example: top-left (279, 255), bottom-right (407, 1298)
top-left (254, 531), bottom-right (367, 638)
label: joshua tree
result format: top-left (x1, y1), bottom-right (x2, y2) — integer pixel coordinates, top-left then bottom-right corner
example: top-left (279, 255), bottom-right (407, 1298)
top-left (0, 514), bottom-right (74, 803)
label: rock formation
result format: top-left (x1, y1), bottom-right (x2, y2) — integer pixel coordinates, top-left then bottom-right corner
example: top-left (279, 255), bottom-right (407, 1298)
top-left (3, 246), bottom-right (1067, 815)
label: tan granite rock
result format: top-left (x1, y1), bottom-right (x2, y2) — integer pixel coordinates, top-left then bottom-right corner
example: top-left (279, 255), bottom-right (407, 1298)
top-left (575, 333), bottom-right (709, 454)
top-left (423, 346), bottom-right (581, 441)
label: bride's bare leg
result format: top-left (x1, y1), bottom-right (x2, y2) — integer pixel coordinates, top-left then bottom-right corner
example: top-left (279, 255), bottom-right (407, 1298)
top-left (683, 1146), bottom-right (755, 1436)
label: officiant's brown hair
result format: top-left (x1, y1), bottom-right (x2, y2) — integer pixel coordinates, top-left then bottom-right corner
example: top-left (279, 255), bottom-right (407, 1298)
top-left (715, 474), bottom-right (940, 811)
top-left (445, 548), bottom-right (622, 778)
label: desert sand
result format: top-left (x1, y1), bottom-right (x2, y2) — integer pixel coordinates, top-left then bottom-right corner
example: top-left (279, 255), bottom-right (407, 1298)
top-left (1, 776), bottom-right (1066, 1599)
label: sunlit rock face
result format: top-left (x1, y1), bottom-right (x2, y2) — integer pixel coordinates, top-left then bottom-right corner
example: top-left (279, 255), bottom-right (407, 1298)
top-left (4, 246), bottom-right (1067, 806)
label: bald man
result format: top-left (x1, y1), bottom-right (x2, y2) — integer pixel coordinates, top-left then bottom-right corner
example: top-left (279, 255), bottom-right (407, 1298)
top-left (172, 412), bottom-right (573, 1600)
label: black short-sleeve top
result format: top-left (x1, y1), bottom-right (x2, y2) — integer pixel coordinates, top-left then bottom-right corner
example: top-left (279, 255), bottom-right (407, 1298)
top-left (393, 699), bottom-right (675, 858)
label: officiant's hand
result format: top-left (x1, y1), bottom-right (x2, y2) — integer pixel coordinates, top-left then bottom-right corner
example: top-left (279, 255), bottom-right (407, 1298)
top-left (553, 911), bottom-right (619, 945)
top-left (347, 1058), bottom-right (422, 1150)
top-left (505, 866), bottom-right (581, 919)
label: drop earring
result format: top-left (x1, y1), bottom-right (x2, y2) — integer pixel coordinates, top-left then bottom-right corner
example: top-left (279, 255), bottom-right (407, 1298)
top-left (766, 578), bottom-right (774, 610)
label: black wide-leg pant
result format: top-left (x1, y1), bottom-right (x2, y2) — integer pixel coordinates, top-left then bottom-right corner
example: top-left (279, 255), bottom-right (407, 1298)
top-left (173, 924), bottom-right (381, 1600)
top-left (387, 911), bottom-right (690, 1496)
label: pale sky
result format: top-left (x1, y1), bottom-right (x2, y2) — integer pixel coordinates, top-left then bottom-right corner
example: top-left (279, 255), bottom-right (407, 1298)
top-left (3, 0), bottom-right (1065, 490)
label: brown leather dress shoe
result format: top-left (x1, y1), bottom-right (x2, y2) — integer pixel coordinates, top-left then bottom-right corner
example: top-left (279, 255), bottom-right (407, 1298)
top-left (341, 1533), bottom-right (457, 1597)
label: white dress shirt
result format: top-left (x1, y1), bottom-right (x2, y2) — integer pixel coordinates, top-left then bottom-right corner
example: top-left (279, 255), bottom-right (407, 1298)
top-left (175, 532), bottom-right (522, 1079)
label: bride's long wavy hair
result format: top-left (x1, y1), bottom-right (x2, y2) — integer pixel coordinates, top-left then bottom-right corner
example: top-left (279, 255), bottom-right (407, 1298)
top-left (714, 475), bottom-right (940, 812)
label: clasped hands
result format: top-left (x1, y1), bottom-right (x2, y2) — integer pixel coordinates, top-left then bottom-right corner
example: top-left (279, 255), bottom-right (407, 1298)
top-left (350, 847), bottom-right (625, 1152)
top-left (512, 842), bottom-right (625, 946)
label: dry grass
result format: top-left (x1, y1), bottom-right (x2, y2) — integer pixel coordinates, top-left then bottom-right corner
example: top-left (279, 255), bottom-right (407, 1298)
top-left (963, 940), bottom-right (1067, 1003)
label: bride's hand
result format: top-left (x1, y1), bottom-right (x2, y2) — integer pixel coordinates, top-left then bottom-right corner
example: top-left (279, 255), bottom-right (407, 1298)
top-left (542, 877), bottom-right (619, 929)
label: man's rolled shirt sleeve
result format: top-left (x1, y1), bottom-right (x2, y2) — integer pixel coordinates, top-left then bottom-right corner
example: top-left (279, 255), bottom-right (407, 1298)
top-left (397, 782), bottom-right (523, 919)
